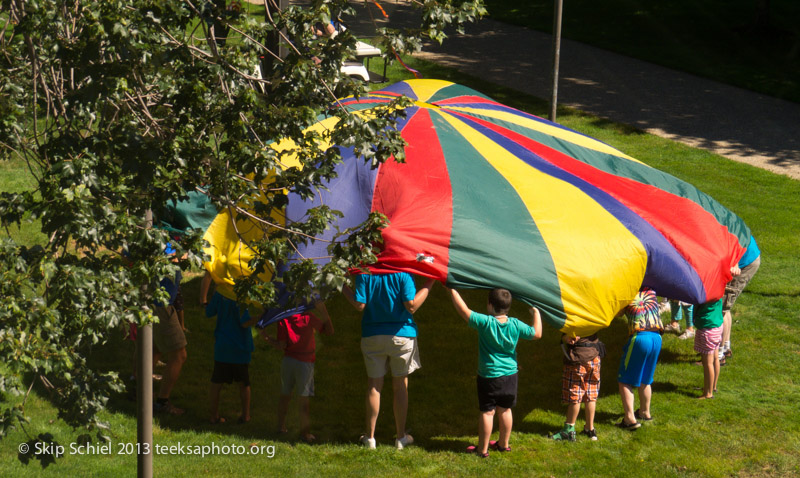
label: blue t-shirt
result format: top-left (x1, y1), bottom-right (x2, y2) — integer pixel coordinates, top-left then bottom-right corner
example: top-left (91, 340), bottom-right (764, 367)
top-left (468, 311), bottom-right (535, 378)
top-left (154, 270), bottom-right (182, 307)
top-left (205, 292), bottom-right (253, 364)
top-left (354, 272), bottom-right (417, 338)
top-left (739, 236), bottom-right (760, 268)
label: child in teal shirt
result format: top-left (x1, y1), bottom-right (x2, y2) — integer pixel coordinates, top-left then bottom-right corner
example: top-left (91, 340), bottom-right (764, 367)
top-left (694, 299), bottom-right (723, 399)
top-left (448, 288), bottom-right (542, 457)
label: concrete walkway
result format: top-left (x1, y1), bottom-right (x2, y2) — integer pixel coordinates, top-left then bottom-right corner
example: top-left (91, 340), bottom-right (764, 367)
top-left (348, 4), bottom-right (800, 180)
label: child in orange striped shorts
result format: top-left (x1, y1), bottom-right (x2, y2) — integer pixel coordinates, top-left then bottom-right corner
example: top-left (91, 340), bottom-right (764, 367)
top-left (551, 333), bottom-right (604, 441)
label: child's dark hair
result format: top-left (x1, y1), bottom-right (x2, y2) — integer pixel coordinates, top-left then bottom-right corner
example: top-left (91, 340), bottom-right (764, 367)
top-left (488, 288), bottom-right (512, 315)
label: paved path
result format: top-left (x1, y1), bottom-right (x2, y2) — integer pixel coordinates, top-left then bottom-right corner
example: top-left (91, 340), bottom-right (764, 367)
top-left (348, 4), bottom-right (800, 180)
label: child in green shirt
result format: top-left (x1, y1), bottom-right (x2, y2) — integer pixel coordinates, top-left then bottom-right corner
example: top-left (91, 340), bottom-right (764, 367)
top-left (694, 299), bottom-right (723, 399)
top-left (448, 288), bottom-right (542, 457)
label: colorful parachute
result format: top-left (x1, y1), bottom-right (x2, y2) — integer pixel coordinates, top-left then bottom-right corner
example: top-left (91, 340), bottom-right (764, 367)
top-left (204, 79), bottom-right (750, 335)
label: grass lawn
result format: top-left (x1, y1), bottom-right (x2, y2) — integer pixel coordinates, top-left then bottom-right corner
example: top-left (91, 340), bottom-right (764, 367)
top-left (484, 0), bottom-right (800, 104)
top-left (2, 60), bottom-right (800, 477)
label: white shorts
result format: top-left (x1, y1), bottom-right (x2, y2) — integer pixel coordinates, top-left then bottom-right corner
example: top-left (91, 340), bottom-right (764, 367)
top-left (360, 335), bottom-right (420, 378)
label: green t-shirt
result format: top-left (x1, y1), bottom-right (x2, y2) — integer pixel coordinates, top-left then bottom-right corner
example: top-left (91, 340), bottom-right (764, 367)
top-left (693, 299), bottom-right (723, 329)
top-left (468, 311), bottom-right (535, 378)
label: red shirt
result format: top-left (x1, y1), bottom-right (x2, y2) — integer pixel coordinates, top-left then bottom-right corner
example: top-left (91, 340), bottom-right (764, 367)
top-left (277, 313), bottom-right (323, 362)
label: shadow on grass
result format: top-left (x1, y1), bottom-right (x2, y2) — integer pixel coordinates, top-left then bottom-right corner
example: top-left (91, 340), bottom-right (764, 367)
top-left (425, 437), bottom-right (473, 453)
top-left (656, 347), bottom-right (688, 365)
top-left (87, 280), bottom-right (699, 452)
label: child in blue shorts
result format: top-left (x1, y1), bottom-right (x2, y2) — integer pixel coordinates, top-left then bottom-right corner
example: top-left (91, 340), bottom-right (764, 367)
top-left (617, 287), bottom-right (664, 429)
top-left (448, 287), bottom-right (542, 457)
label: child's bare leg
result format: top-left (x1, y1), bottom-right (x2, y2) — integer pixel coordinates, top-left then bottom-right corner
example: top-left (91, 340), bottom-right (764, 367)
top-left (478, 409), bottom-right (494, 454)
top-left (365, 376), bottom-right (383, 439)
top-left (277, 394), bottom-right (291, 432)
top-left (239, 384), bottom-right (251, 422)
top-left (637, 384), bottom-right (652, 418)
top-left (496, 406), bottom-right (512, 448)
top-left (158, 347), bottom-right (186, 400)
top-left (298, 396), bottom-right (311, 438)
top-left (618, 382), bottom-right (637, 424)
top-left (565, 402), bottom-right (580, 426)
top-left (209, 382), bottom-right (223, 422)
top-left (712, 348), bottom-right (720, 392)
top-left (584, 400), bottom-right (596, 430)
top-left (699, 352), bottom-right (715, 399)
top-left (721, 311), bottom-right (732, 350)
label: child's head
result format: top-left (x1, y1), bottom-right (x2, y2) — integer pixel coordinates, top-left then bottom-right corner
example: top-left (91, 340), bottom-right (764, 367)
top-left (487, 288), bottom-right (512, 316)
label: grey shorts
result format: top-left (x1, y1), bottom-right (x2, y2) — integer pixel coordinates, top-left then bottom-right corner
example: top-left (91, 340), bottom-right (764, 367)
top-left (723, 256), bottom-right (760, 311)
top-left (360, 335), bottom-right (420, 378)
top-left (153, 306), bottom-right (187, 354)
top-left (281, 356), bottom-right (315, 397)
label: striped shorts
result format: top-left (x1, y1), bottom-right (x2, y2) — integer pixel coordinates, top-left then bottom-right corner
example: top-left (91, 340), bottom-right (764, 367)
top-left (694, 326), bottom-right (723, 354)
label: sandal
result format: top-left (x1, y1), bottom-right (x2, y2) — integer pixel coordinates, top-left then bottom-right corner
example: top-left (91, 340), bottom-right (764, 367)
top-left (634, 409), bottom-right (653, 421)
top-left (616, 419), bottom-right (641, 430)
top-left (154, 400), bottom-right (185, 416)
top-left (489, 440), bottom-right (511, 452)
top-left (466, 445), bottom-right (489, 458)
top-left (209, 416), bottom-right (227, 424)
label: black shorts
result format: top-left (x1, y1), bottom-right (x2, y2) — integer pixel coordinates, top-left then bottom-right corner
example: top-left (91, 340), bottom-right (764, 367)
top-left (211, 361), bottom-right (250, 386)
top-left (477, 373), bottom-right (518, 412)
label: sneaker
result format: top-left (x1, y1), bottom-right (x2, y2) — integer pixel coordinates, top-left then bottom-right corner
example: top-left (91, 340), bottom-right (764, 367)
top-left (663, 322), bottom-right (681, 334)
top-left (678, 329), bottom-right (695, 340)
top-left (580, 428), bottom-right (598, 441)
top-left (395, 434), bottom-right (414, 450)
top-left (658, 300), bottom-right (671, 315)
top-left (550, 429), bottom-right (576, 442)
top-left (359, 435), bottom-right (376, 449)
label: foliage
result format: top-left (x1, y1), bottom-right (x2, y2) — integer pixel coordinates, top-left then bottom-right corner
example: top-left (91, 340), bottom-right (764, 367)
top-left (0, 0), bottom-right (484, 448)
top-left (1, 57), bottom-right (799, 476)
